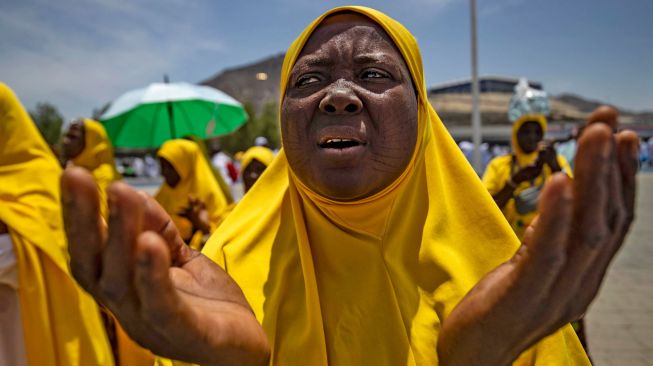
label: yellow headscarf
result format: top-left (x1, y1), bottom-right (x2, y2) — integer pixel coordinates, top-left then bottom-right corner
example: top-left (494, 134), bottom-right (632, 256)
top-left (483, 114), bottom-right (571, 237)
top-left (202, 7), bottom-right (588, 365)
top-left (511, 114), bottom-right (547, 167)
top-left (155, 139), bottom-right (229, 242)
top-left (183, 135), bottom-right (235, 204)
top-left (0, 82), bottom-right (114, 365)
top-left (71, 118), bottom-right (120, 219)
top-left (241, 146), bottom-right (275, 172)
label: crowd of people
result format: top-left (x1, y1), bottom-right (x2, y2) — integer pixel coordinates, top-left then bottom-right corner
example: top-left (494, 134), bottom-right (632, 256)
top-left (0, 6), bottom-right (644, 366)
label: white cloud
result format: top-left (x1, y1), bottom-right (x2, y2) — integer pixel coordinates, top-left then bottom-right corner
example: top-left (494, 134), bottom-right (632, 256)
top-left (0, 0), bottom-right (225, 120)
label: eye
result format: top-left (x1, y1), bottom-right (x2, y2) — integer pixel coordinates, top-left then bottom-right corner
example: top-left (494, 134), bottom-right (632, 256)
top-left (361, 69), bottom-right (390, 80)
top-left (295, 74), bottom-right (321, 88)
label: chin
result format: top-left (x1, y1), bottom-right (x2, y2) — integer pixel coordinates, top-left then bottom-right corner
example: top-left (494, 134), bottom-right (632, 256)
top-left (310, 169), bottom-right (375, 201)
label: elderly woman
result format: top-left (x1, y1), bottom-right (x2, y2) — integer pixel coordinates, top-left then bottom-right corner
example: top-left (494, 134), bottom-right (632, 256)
top-left (62, 6), bottom-right (639, 366)
top-left (0, 82), bottom-right (114, 365)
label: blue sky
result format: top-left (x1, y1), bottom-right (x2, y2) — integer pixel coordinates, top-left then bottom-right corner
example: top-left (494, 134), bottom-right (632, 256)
top-left (1, 0), bottom-right (651, 120)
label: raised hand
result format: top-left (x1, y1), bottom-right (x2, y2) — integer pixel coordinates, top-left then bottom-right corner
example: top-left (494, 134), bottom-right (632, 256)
top-left (537, 141), bottom-right (561, 172)
top-left (511, 162), bottom-right (544, 184)
top-left (438, 124), bottom-right (639, 365)
top-left (178, 195), bottom-right (211, 235)
top-left (61, 167), bottom-right (269, 366)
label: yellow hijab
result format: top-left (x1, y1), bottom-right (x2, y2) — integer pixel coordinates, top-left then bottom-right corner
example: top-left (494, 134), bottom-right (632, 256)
top-left (483, 114), bottom-right (571, 237)
top-left (71, 118), bottom-right (120, 219)
top-left (241, 145), bottom-right (275, 172)
top-left (184, 135), bottom-right (235, 204)
top-left (202, 7), bottom-right (588, 365)
top-left (155, 139), bottom-right (229, 241)
top-left (511, 114), bottom-right (547, 167)
top-left (0, 82), bottom-right (113, 365)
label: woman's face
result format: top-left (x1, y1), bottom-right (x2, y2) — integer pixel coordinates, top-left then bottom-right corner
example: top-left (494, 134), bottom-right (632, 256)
top-left (159, 157), bottom-right (181, 187)
top-left (62, 120), bottom-right (86, 159)
top-left (281, 13), bottom-right (418, 201)
top-left (516, 121), bottom-right (543, 153)
top-left (242, 159), bottom-right (268, 193)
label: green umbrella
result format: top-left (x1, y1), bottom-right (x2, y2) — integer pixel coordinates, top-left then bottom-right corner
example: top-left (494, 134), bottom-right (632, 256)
top-left (99, 82), bottom-right (248, 148)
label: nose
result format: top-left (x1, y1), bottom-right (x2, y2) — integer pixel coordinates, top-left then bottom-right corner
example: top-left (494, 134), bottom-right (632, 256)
top-left (319, 80), bottom-right (362, 115)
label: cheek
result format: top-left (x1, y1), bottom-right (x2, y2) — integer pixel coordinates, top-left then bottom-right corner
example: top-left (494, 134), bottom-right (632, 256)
top-left (280, 99), bottom-right (315, 175)
top-left (373, 90), bottom-right (418, 151)
top-left (281, 98), bottom-right (315, 152)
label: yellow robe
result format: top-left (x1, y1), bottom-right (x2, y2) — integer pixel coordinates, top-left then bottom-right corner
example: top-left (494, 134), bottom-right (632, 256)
top-left (201, 6), bottom-right (589, 365)
top-left (0, 82), bottom-right (114, 365)
top-left (155, 139), bottom-right (230, 246)
top-left (483, 115), bottom-right (572, 238)
top-left (71, 118), bottom-right (121, 220)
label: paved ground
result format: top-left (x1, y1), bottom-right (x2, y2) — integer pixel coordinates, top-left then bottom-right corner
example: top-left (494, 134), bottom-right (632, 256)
top-left (586, 173), bottom-right (653, 365)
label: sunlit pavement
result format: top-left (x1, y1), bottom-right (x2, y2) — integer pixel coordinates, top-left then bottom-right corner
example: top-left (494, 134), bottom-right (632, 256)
top-left (586, 173), bottom-right (653, 365)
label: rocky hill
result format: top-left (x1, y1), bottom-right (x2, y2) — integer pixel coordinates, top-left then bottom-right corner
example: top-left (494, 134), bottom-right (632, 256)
top-left (200, 54), bottom-right (285, 113)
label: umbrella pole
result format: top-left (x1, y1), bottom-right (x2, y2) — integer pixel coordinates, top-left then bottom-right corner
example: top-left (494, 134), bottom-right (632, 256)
top-left (167, 101), bottom-right (176, 138)
top-left (163, 74), bottom-right (176, 139)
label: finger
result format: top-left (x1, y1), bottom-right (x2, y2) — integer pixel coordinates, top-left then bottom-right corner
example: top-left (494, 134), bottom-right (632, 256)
top-left (61, 167), bottom-right (104, 293)
top-left (616, 130), bottom-right (639, 228)
top-left (140, 192), bottom-right (189, 265)
top-left (578, 130), bottom-right (641, 303)
top-left (520, 174), bottom-right (573, 294)
top-left (134, 231), bottom-right (180, 326)
top-left (573, 136), bottom-right (633, 308)
top-left (552, 124), bottom-right (614, 319)
top-left (98, 182), bottom-right (145, 306)
top-left (571, 124), bottom-right (614, 249)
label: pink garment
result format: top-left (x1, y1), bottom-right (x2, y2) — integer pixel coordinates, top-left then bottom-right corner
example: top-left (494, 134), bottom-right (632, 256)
top-left (0, 233), bottom-right (27, 366)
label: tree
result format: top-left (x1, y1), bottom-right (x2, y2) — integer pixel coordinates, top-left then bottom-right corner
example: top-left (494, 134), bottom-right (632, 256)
top-left (30, 102), bottom-right (64, 146)
top-left (218, 101), bottom-right (279, 154)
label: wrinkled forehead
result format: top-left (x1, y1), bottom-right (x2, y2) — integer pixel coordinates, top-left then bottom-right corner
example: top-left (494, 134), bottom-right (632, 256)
top-left (299, 13), bottom-right (398, 56)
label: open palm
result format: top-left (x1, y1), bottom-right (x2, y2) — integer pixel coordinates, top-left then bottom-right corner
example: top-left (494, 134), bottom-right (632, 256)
top-left (62, 168), bottom-right (269, 366)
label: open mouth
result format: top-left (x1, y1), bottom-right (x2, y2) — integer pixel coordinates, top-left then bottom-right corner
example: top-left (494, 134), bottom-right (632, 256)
top-left (318, 138), bottom-right (364, 149)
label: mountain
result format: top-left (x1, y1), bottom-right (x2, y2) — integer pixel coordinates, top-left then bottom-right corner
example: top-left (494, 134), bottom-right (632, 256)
top-left (200, 53), bottom-right (285, 114)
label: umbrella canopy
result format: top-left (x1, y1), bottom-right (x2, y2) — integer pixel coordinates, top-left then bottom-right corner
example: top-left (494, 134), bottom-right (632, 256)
top-left (99, 82), bottom-right (248, 148)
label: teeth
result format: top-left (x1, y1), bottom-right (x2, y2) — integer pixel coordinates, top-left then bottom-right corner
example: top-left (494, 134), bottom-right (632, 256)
top-left (327, 138), bottom-right (351, 144)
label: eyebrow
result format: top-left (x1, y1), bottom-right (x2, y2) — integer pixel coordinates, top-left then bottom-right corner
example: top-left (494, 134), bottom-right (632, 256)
top-left (353, 53), bottom-right (396, 65)
top-left (294, 55), bottom-right (334, 68)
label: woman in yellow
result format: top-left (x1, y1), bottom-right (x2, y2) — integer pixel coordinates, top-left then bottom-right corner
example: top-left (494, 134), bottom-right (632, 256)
top-left (0, 82), bottom-right (113, 365)
top-left (62, 118), bottom-right (121, 219)
top-left (482, 114), bottom-right (572, 238)
top-left (240, 146), bottom-right (275, 193)
top-left (155, 139), bottom-right (230, 247)
top-left (62, 6), bottom-right (638, 366)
